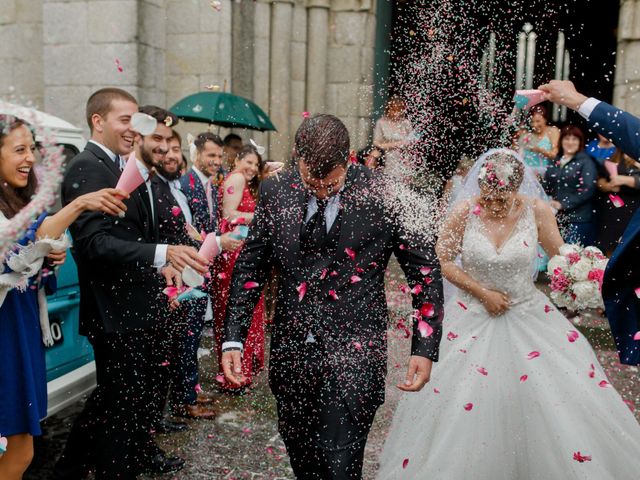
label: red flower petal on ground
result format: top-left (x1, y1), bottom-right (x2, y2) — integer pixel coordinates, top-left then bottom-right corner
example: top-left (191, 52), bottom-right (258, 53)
top-left (477, 367), bottom-right (488, 376)
top-left (527, 351), bottom-right (540, 360)
top-left (567, 330), bottom-right (579, 343)
top-left (573, 451), bottom-right (592, 462)
top-left (599, 380), bottom-right (612, 388)
top-left (433, 388), bottom-right (440, 394)
top-left (446, 331), bottom-right (458, 341)
top-left (520, 374), bottom-right (528, 383)
top-left (463, 403), bottom-right (473, 411)
top-left (402, 458), bottom-right (409, 469)
top-left (457, 301), bottom-right (468, 310)
top-left (544, 305), bottom-right (552, 313)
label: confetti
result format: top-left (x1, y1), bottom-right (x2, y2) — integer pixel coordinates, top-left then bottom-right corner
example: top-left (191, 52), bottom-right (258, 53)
top-left (609, 194), bottom-right (625, 208)
top-left (573, 452), bottom-right (592, 463)
top-left (417, 320), bottom-right (433, 338)
top-left (243, 281), bottom-right (259, 289)
top-left (566, 330), bottom-right (579, 343)
top-left (463, 403), bottom-right (473, 411)
top-left (526, 351), bottom-right (540, 360)
top-left (520, 375), bottom-right (528, 383)
top-left (297, 282), bottom-right (307, 301)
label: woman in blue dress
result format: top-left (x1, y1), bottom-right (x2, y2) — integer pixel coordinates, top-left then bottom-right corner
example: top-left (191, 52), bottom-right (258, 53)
top-left (0, 115), bottom-right (127, 479)
top-left (517, 105), bottom-right (560, 178)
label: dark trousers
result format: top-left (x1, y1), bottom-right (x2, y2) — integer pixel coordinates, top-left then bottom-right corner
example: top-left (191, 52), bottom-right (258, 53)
top-left (53, 331), bottom-right (159, 479)
top-left (274, 344), bottom-right (378, 480)
top-left (150, 297), bottom-right (207, 423)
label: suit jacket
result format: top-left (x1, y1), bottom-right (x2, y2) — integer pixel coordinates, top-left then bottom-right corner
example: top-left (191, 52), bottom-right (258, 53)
top-left (151, 176), bottom-right (198, 248)
top-left (543, 151), bottom-right (598, 224)
top-left (179, 169), bottom-right (217, 234)
top-left (590, 102), bottom-right (640, 365)
top-left (62, 142), bottom-right (163, 337)
top-left (223, 165), bottom-right (444, 416)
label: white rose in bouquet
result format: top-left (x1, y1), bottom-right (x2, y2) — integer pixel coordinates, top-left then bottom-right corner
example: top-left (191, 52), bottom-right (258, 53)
top-left (570, 258), bottom-right (594, 281)
top-left (583, 246), bottom-right (604, 258)
top-left (559, 244), bottom-right (581, 256)
top-left (572, 281), bottom-right (602, 309)
top-left (547, 255), bottom-right (569, 273)
top-left (594, 257), bottom-right (608, 271)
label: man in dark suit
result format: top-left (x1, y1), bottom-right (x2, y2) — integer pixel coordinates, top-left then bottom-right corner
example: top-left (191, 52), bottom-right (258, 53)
top-left (540, 80), bottom-right (640, 365)
top-left (53, 89), bottom-right (209, 479)
top-left (221, 115), bottom-right (444, 479)
top-left (150, 125), bottom-right (241, 422)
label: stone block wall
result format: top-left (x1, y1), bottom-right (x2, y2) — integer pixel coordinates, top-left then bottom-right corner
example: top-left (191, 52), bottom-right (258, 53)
top-left (614, 0), bottom-right (640, 113)
top-left (0, 0), bottom-right (44, 108)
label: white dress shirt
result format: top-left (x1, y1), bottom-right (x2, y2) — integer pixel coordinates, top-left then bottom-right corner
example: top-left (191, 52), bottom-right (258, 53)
top-left (578, 98), bottom-right (601, 120)
top-left (156, 173), bottom-right (193, 225)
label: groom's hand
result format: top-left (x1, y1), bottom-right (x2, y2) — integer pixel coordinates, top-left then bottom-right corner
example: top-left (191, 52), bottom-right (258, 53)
top-left (222, 350), bottom-right (247, 387)
top-left (397, 356), bottom-right (432, 392)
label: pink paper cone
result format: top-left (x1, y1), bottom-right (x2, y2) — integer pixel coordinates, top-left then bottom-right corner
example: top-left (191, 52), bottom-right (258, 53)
top-left (115, 153), bottom-right (145, 194)
top-left (198, 232), bottom-right (219, 261)
top-left (515, 89), bottom-right (546, 109)
top-left (604, 160), bottom-right (618, 178)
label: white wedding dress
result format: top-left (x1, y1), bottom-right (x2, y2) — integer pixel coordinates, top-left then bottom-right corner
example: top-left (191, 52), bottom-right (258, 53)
top-left (377, 202), bottom-right (640, 479)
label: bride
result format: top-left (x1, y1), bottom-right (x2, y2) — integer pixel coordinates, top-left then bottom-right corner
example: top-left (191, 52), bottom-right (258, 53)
top-left (377, 148), bottom-right (640, 479)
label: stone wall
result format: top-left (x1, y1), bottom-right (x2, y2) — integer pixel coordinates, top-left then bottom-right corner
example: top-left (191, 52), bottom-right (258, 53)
top-left (614, 0), bottom-right (640, 114)
top-left (0, 0), bottom-right (44, 108)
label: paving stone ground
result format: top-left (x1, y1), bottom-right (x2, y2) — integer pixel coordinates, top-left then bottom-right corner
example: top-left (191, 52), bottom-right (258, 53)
top-left (25, 277), bottom-right (639, 480)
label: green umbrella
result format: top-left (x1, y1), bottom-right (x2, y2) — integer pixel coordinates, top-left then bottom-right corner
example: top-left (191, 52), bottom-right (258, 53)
top-left (169, 91), bottom-right (276, 132)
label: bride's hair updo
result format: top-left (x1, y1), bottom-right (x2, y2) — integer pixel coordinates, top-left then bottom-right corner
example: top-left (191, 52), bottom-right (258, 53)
top-left (477, 151), bottom-right (525, 193)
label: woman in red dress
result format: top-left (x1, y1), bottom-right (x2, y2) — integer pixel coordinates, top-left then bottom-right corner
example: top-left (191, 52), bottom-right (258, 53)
top-left (213, 145), bottom-right (266, 392)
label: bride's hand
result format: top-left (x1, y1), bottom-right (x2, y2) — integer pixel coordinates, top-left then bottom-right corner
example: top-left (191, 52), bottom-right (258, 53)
top-left (480, 289), bottom-right (510, 316)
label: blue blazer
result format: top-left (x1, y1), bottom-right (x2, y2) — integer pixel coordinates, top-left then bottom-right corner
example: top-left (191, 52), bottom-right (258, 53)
top-left (179, 168), bottom-right (218, 234)
top-left (590, 101), bottom-right (640, 364)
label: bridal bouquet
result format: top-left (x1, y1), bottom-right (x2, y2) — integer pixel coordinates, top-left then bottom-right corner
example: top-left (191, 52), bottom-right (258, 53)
top-left (546, 244), bottom-right (608, 311)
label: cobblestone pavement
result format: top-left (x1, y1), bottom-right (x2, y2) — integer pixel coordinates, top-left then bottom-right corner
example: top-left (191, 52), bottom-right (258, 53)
top-left (26, 279), bottom-right (639, 480)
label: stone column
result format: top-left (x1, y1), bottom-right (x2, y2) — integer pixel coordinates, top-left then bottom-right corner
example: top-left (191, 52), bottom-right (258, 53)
top-left (268, 0), bottom-right (294, 162)
top-left (613, 0), bottom-right (640, 113)
top-left (232, 0), bottom-right (255, 100)
top-left (252, 1), bottom-right (271, 149)
top-left (138, 0), bottom-right (167, 107)
top-left (306, 0), bottom-right (330, 114)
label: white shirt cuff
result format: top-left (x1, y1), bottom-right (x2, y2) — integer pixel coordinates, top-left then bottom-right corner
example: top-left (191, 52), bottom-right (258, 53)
top-left (215, 236), bottom-right (222, 256)
top-left (578, 97), bottom-right (601, 120)
top-left (222, 341), bottom-right (243, 351)
top-left (154, 244), bottom-right (168, 269)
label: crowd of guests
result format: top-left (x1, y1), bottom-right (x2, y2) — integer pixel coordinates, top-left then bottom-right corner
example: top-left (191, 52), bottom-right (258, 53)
top-left (0, 88), bottom-right (271, 479)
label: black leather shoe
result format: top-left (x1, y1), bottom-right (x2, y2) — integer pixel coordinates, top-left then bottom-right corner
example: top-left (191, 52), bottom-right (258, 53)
top-left (154, 419), bottom-right (189, 434)
top-left (141, 453), bottom-right (185, 474)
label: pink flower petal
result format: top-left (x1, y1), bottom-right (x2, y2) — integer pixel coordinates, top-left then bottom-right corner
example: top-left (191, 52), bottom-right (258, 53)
top-left (399, 285), bottom-right (410, 294)
top-left (527, 351), bottom-right (540, 360)
top-left (352, 341), bottom-right (362, 350)
top-left (242, 427), bottom-right (252, 434)
top-left (420, 267), bottom-right (432, 275)
top-left (297, 282), bottom-right (307, 301)
top-left (402, 458), bottom-right (409, 469)
top-left (350, 275), bottom-right (362, 284)
top-left (635, 287), bottom-right (640, 298)
top-left (345, 247), bottom-right (356, 261)
top-left (623, 399), bottom-right (636, 412)
top-left (446, 331), bottom-right (458, 341)
top-left (599, 380), bottom-right (612, 388)
top-left (411, 284), bottom-right (423, 295)
top-left (302, 111), bottom-right (310, 118)
top-left (588, 363), bottom-right (596, 379)
top-left (161, 360), bottom-right (170, 367)
top-left (476, 366), bottom-right (488, 376)
top-left (463, 403), bottom-right (473, 411)
top-left (523, 240), bottom-right (529, 247)
top-left (457, 301), bottom-right (468, 310)
top-left (320, 268), bottom-right (328, 280)
top-left (243, 281), bottom-right (259, 289)
top-left (544, 305), bottom-right (552, 313)
top-left (634, 331), bottom-right (640, 341)
top-left (227, 185), bottom-right (234, 194)
top-left (566, 330), bottom-right (579, 343)
top-left (328, 290), bottom-right (339, 300)
top-left (215, 374), bottom-right (225, 383)
top-left (472, 204), bottom-right (482, 215)
top-left (163, 286), bottom-right (179, 298)
top-left (171, 206), bottom-right (181, 217)
top-left (520, 374), bottom-right (528, 383)
top-left (417, 320), bottom-right (434, 338)
top-left (329, 270), bottom-right (338, 277)
top-left (573, 451), bottom-right (592, 463)
top-left (609, 193), bottom-right (625, 208)
top-left (420, 302), bottom-right (435, 317)
top-left (195, 383), bottom-right (203, 393)
top-left (433, 388), bottom-right (440, 394)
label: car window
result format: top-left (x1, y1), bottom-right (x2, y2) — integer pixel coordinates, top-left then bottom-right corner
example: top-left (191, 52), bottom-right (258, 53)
top-left (38, 143), bottom-right (79, 213)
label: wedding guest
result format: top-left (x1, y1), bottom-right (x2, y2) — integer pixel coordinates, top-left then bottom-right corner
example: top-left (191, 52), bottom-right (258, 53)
top-left (53, 89), bottom-right (208, 479)
top-left (587, 133), bottom-right (616, 166)
top-left (213, 144), bottom-right (266, 393)
top-left (373, 95), bottom-right (417, 176)
top-left (595, 148), bottom-right (640, 256)
top-left (443, 154), bottom-right (474, 203)
top-left (0, 115), bottom-right (128, 479)
top-left (516, 105), bottom-right (559, 177)
top-left (539, 79), bottom-right (640, 366)
top-left (357, 145), bottom-right (385, 170)
top-left (223, 133), bottom-right (242, 170)
top-left (543, 125), bottom-right (598, 246)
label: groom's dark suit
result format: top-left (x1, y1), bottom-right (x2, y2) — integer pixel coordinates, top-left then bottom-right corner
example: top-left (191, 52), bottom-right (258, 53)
top-left (224, 165), bottom-right (443, 478)
top-left (54, 141), bottom-right (164, 479)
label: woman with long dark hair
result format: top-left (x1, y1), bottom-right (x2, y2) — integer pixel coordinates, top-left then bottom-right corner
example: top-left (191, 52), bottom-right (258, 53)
top-left (212, 144), bottom-right (266, 393)
top-left (0, 115), bottom-right (126, 479)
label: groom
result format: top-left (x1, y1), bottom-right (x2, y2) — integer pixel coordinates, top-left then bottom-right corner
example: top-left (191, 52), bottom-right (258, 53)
top-left (222, 114), bottom-right (444, 478)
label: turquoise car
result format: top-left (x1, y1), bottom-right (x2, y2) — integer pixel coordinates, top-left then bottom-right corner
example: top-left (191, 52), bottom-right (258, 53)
top-left (3, 103), bottom-right (97, 416)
